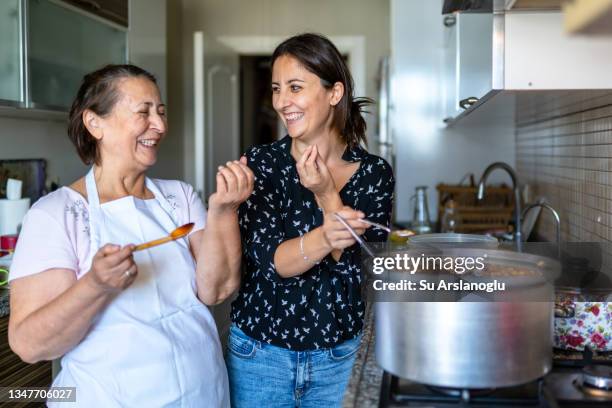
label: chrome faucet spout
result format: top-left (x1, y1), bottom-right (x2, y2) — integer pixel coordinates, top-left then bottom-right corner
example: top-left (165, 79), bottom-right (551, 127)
top-left (522, 202), bottom-right (561, 244)
top-left (477, 162), bottom-right (522, 242)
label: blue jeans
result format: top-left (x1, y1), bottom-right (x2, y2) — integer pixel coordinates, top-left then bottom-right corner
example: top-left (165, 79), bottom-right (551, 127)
top-left (226, 325), bottom-right (361, 408)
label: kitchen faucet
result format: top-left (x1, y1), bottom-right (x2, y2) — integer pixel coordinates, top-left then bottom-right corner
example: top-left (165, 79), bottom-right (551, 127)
top-left (522, 201), bottom-right (561, 258)
top-left (477, 162), bottom-right (522, 242)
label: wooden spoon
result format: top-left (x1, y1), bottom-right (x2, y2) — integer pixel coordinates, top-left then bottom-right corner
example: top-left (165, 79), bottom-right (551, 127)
top-left (132, 223), bottom-right (195, 252)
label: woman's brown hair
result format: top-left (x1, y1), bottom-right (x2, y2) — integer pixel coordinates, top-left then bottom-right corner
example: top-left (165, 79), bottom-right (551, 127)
top-left (68, 64), bottom-right (157, 165)
top-left (271, 33), bottom-right (373, 147)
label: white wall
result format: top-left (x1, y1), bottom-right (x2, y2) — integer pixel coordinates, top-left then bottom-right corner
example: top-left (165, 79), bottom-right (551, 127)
top-left (129, 0), bottom-right (181, 180)
top-left (129, 0), bottom-right (167, 100)
top-left (391, 0), bottom-right (516, 222)
top-left (0, 113), bottom-right (86, 187)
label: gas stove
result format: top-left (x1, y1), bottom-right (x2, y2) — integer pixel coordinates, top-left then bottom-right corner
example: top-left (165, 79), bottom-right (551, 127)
top-left (379, 350), bottom-right (612, 407)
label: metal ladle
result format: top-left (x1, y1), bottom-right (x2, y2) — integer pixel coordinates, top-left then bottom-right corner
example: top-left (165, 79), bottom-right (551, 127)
top-left (333, 213), bottom-right (376, 258)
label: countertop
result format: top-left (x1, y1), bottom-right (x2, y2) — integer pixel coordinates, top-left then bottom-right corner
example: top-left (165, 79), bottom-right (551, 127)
top-left (0, 254), bottom-right (10, 318)
top-left (342, 302), bottom-right (383, 408)
top-left (0, 289), bottom-right (9, 318)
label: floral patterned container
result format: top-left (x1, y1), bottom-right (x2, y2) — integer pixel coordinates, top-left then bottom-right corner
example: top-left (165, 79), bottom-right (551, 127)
top-left (554, 288), bottom-right (612, 352)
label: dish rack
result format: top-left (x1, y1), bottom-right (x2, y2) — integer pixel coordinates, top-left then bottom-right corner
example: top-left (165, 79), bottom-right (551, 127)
top-left (436, 184), bottom-right (515, 233)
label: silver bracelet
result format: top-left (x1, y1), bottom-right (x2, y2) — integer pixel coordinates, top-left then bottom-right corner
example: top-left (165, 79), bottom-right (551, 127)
top-left (300, 233), bottom-right (320, 266)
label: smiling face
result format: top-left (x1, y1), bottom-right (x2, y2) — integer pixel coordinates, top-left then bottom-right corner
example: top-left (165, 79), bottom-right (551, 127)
top-left (271, 55), bottom-right (343, 142)
top-left (86, 76), bottom-right (166, 172)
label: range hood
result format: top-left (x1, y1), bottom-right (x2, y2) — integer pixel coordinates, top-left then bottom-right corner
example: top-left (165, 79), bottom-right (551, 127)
top-left (443, 3), bottom-right (612, 125)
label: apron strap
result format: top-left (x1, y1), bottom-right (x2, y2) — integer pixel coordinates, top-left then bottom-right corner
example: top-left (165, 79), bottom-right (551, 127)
top-left (145, 178), bottom-right (178, 224)
top-left (85, 167), bottom-right (103, 253)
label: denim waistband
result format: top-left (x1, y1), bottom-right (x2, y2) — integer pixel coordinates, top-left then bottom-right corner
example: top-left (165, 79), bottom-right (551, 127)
top-left (229, 324), bottom-right (362, 353)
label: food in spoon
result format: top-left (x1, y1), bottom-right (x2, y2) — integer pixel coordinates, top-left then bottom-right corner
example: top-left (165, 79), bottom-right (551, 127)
top-left (389, 229), bottom-right (415, 243)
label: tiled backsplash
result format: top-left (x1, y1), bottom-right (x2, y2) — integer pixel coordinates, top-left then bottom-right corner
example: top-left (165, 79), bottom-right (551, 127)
top-left (516, 90), bottom-right (612, 244)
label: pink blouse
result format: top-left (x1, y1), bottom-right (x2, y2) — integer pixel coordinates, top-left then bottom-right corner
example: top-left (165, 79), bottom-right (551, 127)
top-left (9, 180), bottom-right (206, 281)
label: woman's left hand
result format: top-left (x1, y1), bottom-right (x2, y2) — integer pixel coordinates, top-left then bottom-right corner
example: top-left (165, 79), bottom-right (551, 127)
top-left (208, 156), bottom-right (254, 213)
top-left (296, 145), bottom-right (335, 197)
top-left (296, 145), bottom-right (342, 212)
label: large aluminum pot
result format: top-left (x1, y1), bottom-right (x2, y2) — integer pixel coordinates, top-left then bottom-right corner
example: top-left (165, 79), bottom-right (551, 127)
top-left (374, 248), bottom-right (559, 389)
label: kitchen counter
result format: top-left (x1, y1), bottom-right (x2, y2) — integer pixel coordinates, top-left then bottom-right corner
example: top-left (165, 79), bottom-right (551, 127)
top-left (0, 254), bottom-right (10, 318)
top-left (342, 302), bottom-right (383, 408)
top-left (0, 290), bottom-right (8, 318)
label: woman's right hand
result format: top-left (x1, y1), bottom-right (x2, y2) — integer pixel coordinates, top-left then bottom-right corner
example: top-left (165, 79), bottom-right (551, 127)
top-left (85, 244), bottom-right (137, 293)
top-left (321, 206), bottom-right (368, 250)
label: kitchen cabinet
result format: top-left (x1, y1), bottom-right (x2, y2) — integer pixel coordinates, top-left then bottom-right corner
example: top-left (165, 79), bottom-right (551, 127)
top-left (442, 14), bottom-right (458, 119)
top-left (27, 0), bottom-right (127, 110)
top-left (0, 0), bottom-right (23, 106)
top-left (456, 13), bottom-right (493, 110)
top-left (442, 12), bottom-right (494, 119)
top-left (61, 0), bottom-right (128, 27)
top-left (0, 0), bottom-right (127, 112)
top-left (444, 12), bottom-right (494, 118)
top-left (444, 9), bottom-right (612, 126)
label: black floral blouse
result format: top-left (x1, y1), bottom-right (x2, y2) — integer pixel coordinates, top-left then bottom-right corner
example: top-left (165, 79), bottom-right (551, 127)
top-left (231, 135), bottom-right (394, 350)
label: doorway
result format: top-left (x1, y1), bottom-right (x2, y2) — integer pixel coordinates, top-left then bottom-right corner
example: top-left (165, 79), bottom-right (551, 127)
top-left (240, 55), bottom-right (281, 152)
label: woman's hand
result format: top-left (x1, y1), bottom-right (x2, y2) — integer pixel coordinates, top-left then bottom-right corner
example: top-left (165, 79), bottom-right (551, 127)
top-left (208, 156), bottom-right (255, 214)
top-left (296, 145), bottom-right (335, 197)
top-left (296, 145), bottom-right (342, 212)
top-left (85, 244), bottom-right (137, 293)
top-left (321, 206), bottom-right (369, 250)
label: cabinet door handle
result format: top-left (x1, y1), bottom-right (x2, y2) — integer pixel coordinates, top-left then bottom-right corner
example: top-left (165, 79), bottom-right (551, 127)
top-left (459, 97), bottom-right (479, 110)
top-left (74, 0), bottom-right (102, 11)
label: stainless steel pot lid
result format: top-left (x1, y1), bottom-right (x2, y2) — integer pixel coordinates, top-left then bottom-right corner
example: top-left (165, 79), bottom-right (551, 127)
top-left (408, 233), bottom-right (498, 246)
top-left (373, 247), bottom-right (561, 289)
top-left (582, 365), bottom-right (612, 390)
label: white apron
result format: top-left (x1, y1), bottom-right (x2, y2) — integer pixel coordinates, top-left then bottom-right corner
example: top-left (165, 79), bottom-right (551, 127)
top-left (50, 169), bottom-right (229, 407)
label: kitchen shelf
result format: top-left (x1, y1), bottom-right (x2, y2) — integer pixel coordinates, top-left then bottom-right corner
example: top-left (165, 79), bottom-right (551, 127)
top-left (0, 105), bottom-right (67, 122)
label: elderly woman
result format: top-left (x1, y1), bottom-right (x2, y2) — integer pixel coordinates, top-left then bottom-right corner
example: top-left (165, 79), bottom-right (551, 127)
top-left (226, 34), bottom-right (394, 407)
top-left (8, 64), bottom-right (253, 407)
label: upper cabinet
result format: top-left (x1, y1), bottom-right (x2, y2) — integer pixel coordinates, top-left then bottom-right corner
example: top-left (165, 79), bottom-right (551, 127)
top-left (0, 0), bottom-right (24, 106)
top-left (62, 0), bottom-right (128, 27)
top-left (456, 14), bottom-right (493, 106)
top-left (0, 0), bottom-right (127, 112)
top-left (28, 0), bottom-right (127, 110)
top-left (443, 13), bottom-right (494, 119)
top-left (444, 8), bottom-right (612, 125)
